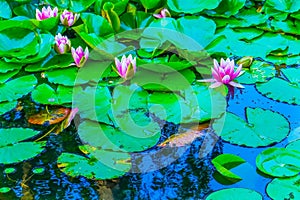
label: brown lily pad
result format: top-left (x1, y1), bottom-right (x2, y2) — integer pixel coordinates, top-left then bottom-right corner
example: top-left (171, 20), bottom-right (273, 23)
top-left (28, 107), bottom-right (70, 125)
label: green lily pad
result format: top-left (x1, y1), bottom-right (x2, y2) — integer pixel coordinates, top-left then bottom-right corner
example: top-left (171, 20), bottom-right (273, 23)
top-left (206, 188), bottom-right (262, 200)
top-left (4, 168), bottom-right (16, 174)
top-left (132, 68), bottom-right (195, 91)
top-left (256, 68), bottom-right (300, 105)
top-left (31, 84), bottom-right (74, 105)
top-left (0, 0), bottom-right (12, 19)
top-left (0, 75), bottom-right (37, 103)
top-left (0, 60), bottom-right (22, 73)
top-left (32, 167), bottom-right (45, 174)
top-left (73, 85), bottom-right (112, 125)
top-left (0, 101), bottom-right (17, 115)
top-left (212, 154), bottom-right (246, 180)
top-left (111, 84), bottom-right (148, 113)
top-left (0, 69), bottom-right (20, 84)
top-left (213, 108), bottom-right (290, 147)
top-left (286, 139), bottom-right (300, 151)
top-left (0, 128), bottom-right (45, 164)
top-left (265, 0), bottom-right (300, 13)
top-left (78, 120), bottom-right (160, 152)
top-left (46, 0), bottom-right (95, 12)
top-left (4, 33), bottom-right (53, 64)
top-left (0, 187), bottom-right (11, 193)
top-left (25, 54), bottom-right (74, 72)
top-left (267, 176), bottom-right (300, 200)
top-left (138, 55), bottom-right (194, 73)
top-left (207, 0), bottom-right (246, 17)
top-left (57, 148), bottom-right (131, 180)
top-left (80, 12), bottom-right (113, 37)
top-left (167, 0), bottom-right (222, 14)
top-left (256, 147), bottom-right (300, 177)
top-left (236, 60), bottom-right (276, 84)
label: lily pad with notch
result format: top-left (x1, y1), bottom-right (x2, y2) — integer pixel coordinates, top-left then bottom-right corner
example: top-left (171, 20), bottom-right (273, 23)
top-left (213, 108), bottom-right (290, 147)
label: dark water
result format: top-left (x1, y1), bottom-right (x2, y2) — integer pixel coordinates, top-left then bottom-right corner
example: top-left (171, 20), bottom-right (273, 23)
top-left (0, 84), bottom-right (299, 199)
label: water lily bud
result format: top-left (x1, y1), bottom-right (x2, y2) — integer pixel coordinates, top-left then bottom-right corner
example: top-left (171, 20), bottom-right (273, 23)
top-left (36, 6), bottom-right (58, 20)
top-left (114, 54), bottom-right (137, 80)
top-left (237, 56), bottom-right (253, 68)
top-left (54, 33), bottom-right (71, 54)
top-left (153, 8), bottom-right (171, 19)
top-left (60, 10), bottom-right (80, 27)
top-left (71, 46), bottom-right (89, 68)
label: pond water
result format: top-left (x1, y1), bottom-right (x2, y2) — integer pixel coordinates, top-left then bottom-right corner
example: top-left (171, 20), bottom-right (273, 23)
top-left (1, 83), bottom-right (298, 199)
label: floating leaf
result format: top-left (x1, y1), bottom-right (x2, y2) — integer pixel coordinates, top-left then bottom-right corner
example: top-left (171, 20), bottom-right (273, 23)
top-left (0, 187), bottom-right (11, 193)
top-left (212, 154), bottom-right (246, 180)
top-left (0, 69), bottom-right (20, 84)
top-left (265, 0), bottom-right (300, 13)
top-left (256, 68), bottom-right (300, 105)
top-left (28, 107), bottom-right (71, 125)
top-left (73, 85), bottom-right (112, 125)
top-left (158, 122), bottom-right (209, 147)
top-left (267, 175), bottom-right (300, 200)
top-left (236, 61), bottom-right (276, 84)
top-left (213, 108), bottom-right (290, 147)
top-left (4, 168), bottom-right (16, 174)
top-left (167, 0), bottom-right (222, 14)
top-left (0, 141), bottom-right (46, 164)
top-left (0, 101), bottom-right (17, 115)
top-left (0, 75), bottom-right (37, 103)
top-left (57, 149), bottom-right (131, 180)
top-left (0, 0), bottom-right (12, 19)
top-left (32, 167), bottom-right (45, 174)
top-left (208, 0), bottom-right (246, 17)
top-left (25, 54), bottom-right (73, 72)
top-left (46, 0), bottom-right (96, 12)
top-left (256, 147), bottom-right (300, 177)
top-left (132, 69), bottom-right (196, 91)
top-left (0, 128), bottom-right (44, 165)
top-left (286, 139), bottom-right (300, 151)
top-left (31, 84), bottom-right (74, 105)
top-left (80, 12), bottom-right (113, 37)
top-left (206, 188), bottom-right (262, 200)
top-left (78, 120), bottom-right (160, 152)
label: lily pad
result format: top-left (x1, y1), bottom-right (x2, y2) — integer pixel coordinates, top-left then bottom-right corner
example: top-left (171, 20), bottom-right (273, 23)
top-left (286, 139), bottom-right (300, 151)
top-left (206, 188), bottom-right (262, 200)
top-left (236, 60), bottom-right (276, 84)
top-left (77, 120), bottom-right (160, 152)
top-left (0, 101), bottom-right (17, 115)
top-left (0, 75), bottom-right (37, 103)
top-left (57, 148), bottom-right (131, 180)
top-left (31, 84), bottom-right (74, 105)
top-left (0, 187), bottom-right (11, 193)
top-left (267, 175), bottom-right (300, 200)
top-left (167, 0), bottom-right (222, 14)
top-left (256, 68), bottom-right (300, 105)
top-left (265, 0), bottom-right (300, 13)
top-left (0, 128), bottom-right (45, 164)
top-left (212, 154), bottom-right (246, 180)
top-left (256, 147), bottom-right (300, 177)
top-left (73, 85), bottom-right (112, 125)
top-left (0, 0), bottom-right (12, 19)
top-left (28, 107), bottom-right (70, 125)
top-left (213, 108), bottom-right (290, 147)
top-left (132, 69), bottom-right (196, 91)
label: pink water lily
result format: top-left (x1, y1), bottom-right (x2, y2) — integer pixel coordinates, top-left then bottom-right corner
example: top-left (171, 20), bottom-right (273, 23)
top-left (153, 8), bottom-right (171, 18)
top-left (114, 54), bottom-right (136, 80)
top-left (54, 33), bottom-right (71, 54)
top-left (60, 10), bottom-right (80, 27)
top-left (71, 46), bottom-right (89, 68)
top-left (36, 6), bottom-right (58, 20)
top-left (199, 58), bottom-right (244, 88)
